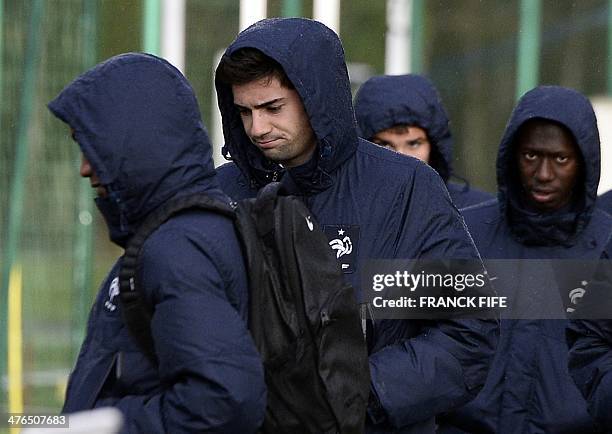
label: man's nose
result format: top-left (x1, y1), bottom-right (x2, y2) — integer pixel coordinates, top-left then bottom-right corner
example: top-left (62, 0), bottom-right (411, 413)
top-left (250, 111), bottom-right (272, 139)
top-left (535, 158), bottom-right (554, 182)
top-left (80, 155), bottom-right (92, 178)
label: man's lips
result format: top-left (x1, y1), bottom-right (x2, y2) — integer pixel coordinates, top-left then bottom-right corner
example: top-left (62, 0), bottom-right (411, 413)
top-left (255, 138), bottom-right (281, 149)
top-left (530, 189), bottom-right (557, 202)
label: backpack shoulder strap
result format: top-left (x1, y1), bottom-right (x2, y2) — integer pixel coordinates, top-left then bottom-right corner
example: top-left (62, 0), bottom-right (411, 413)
top-left (118, 193), bottom-right (234, 365)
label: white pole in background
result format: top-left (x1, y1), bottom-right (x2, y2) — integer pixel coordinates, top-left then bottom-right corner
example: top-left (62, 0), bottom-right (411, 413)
top-left (593, 97), bottom-right (612, 194)
top-left (161, 0), bottom-right (186, 73)
top-left (213, 0), bottom-right (266, 166)
top-left (213, 0), bottom-right (267, 166)
top-left (240, 0), bottom-right (267, 31)
top-left (313, 0), bottom-right (340, 35)
top-left (385, 0), bottom-right (411, 74)
top-left (211, 50), bottom-right (226, 168)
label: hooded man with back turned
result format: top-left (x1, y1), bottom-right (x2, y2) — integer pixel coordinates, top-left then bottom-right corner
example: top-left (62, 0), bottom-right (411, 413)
top-left (48, 53), bottom-right (266, 433)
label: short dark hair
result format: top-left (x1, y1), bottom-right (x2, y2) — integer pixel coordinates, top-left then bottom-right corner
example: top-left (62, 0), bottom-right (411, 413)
top-left (216, 47), bottom-right (294, 89)
top-left (377, 124), bottom-right (414, 135)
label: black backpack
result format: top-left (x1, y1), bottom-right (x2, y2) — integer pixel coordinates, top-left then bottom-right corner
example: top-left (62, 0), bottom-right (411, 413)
top-left (119, 182), bottom-right (370, 433)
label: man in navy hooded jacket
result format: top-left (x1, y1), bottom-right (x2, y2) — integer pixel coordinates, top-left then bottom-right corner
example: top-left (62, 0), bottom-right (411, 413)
top-left (354, 74), bottom-right (492, 209)
top-left (214, 18), bottom-right (498, 433)
top-left (48, 53), bottom-right (266, 433)
top-left (437, 86), bottom-right (612, 434)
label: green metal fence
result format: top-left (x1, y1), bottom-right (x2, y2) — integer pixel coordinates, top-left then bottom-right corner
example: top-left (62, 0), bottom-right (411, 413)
top-left (0, 0), bottom-right (99, 417)
top-left (1, 0), bottom-right (610, 421)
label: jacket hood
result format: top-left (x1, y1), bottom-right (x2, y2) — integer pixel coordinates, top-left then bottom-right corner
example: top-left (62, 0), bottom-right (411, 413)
top-left (215, 18), bottom-right (358, 192)
top-left (49, 53), bottom-right (217, 246)
top-left (354, 74), bottom-right (453, 182)
top-left (496, 85), bottom-right (600, 245)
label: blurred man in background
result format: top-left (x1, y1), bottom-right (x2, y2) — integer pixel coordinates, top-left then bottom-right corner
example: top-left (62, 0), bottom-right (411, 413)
top-left (354, 74), bottom-right (492, 209)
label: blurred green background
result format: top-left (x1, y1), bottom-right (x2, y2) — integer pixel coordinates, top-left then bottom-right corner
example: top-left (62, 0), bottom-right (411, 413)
top-left (1, 0), bottom-right (610, 422)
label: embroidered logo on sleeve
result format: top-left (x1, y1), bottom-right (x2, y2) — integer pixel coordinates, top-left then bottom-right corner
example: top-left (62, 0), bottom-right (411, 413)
top-left (104, 277), bottom-right (120, 312)
top-left (323, 225), bottom-right (359, 273)
top-left (566, 280), bottom-right (588, 313)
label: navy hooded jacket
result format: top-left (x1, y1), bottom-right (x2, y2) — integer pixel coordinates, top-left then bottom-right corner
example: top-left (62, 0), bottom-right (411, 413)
top-left (214, 18), bottom-right (498, 433)
top-left (437, 86), bottom-right (612, 434)
top-left (48, 53), bottom-right (266, 433)
top-left (354, 74), bottom-right (492, 209)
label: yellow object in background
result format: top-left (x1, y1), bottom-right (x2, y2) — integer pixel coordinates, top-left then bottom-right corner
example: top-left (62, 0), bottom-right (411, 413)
top-left (8, 263), bottom-right (23, 434)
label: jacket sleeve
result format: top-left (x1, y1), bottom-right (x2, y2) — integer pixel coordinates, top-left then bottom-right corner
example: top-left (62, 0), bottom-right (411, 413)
top-left (369, 166), bottom-right (499, 429)
top-left (567, 260), bottom-right (612, 431)
top-left (109, 226), bottom-right (266, 434)
top-left (567, 319), bottom-right (612, 430)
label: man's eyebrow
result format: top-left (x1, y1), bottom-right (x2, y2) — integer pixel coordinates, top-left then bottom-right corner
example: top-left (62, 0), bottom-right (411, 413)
top-left (234, 97), bottom-right (285, 110)
top-left (407, 138), bottom-right (425, 145)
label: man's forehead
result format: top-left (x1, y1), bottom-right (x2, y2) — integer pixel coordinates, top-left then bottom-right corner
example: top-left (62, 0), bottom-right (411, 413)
top-left (516, 120), bottom-right (577, 149)
top-left (376, 125), bottom-right (428, 138)
top-left (232, 77), bottom-right (293, 106)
